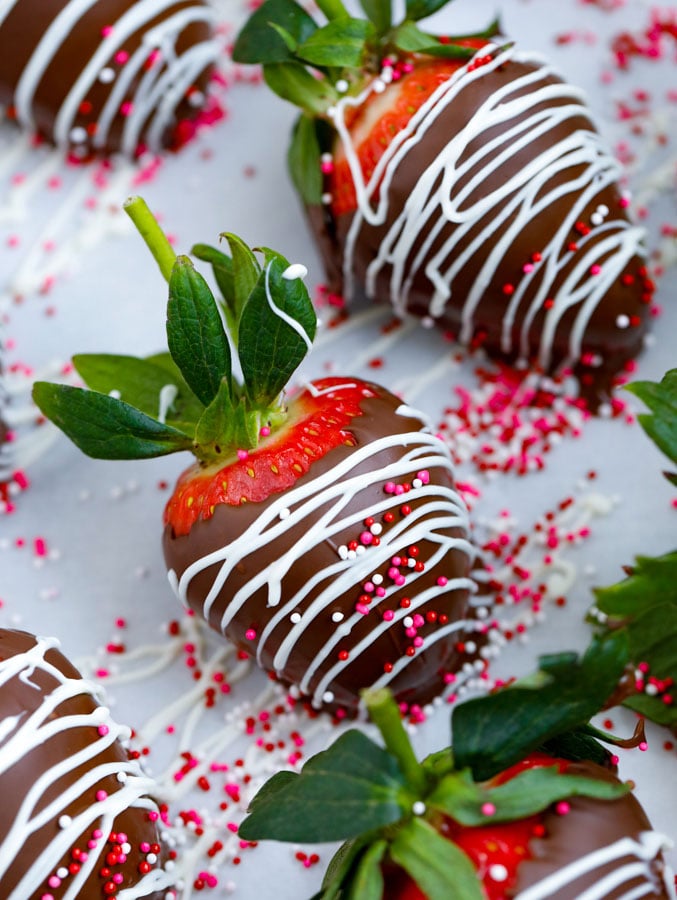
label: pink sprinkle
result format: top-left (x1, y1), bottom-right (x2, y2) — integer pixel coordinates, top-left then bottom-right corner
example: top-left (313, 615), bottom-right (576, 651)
top-left (115, 50), bottom-right (129, 64)
top-left (639, 741), bottom-right (648, 751)
top-left (227, 822), bottom-right (239, 833)
top-left (245, 629), bottom-right (256, 641)
top-left (382, 610), bottom-right (395, 622)
top-left (96, 790), bottom-right (108, 801)
top-left (97, 725), bottom-right (109, 736)
top-left (590, 264), bottom-right (602, 275)
top-left (413, 636), bottom-right (424, 648)
top-left (48, 878), bottom-right (61, 889)
top-left (360, 531), bottom-right (374, 546)
top-left (416, 470), bottom-right (430, 484)
top-left (101, 24), bottom-right (113, 37)
top-left (260, 426), bottom-right (271, 437)
top-left (34, 537), bottom-right (47, 557)
top-left (437, 576), bottom-right (448, 587)
top-left (481, 803), bottom-right (496, 816)
top-left (363, 581), bottom-right (375, 593)
top-left (375, 586), bottom-right (386, 597)
top-left (355, 603), bottom-right (369, 616)
top-left (237, 449), bottom-right (248, 460)
top-left (384, 482), bottom-right (396, 494)
top-left (556, 801), bottom-right (571, 815)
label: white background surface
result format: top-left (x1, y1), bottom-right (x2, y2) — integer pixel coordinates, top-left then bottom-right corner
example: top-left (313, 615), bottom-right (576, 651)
top-left (1, 0), bottom-right (675, 897)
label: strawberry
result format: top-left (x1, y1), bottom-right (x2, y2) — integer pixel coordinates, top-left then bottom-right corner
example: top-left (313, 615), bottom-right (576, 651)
top-left (33, 196), bottom-right (481, 716)
top-left (238, 636), bottom-right (675, 900)
top-left (232, 0), bottom-right (653, 408)
top-left (0, 627), bottom-right (172, 899)
top-left (0, 0), bottom-right (219, 158)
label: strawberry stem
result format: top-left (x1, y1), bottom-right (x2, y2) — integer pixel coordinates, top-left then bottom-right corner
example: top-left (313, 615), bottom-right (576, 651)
top-left (124, 195), bottom-right (177, 283)
top-left (315, 0), bottom-right (349, 20)
top-left (363, 688), bottom-right (427, 795)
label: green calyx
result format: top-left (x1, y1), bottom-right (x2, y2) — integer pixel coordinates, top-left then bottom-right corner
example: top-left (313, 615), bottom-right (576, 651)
top-left (231, 0), bottom-right (501, 203)
top-left (587, 367), bottom-right (677, 734)
top-left (238, 631), bottom-right (636, 900)
top-left (32, 196), bottom-right (317, 466)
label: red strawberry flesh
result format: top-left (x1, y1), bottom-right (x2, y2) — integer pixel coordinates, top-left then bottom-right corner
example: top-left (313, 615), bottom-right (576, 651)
top-left (165, 379), bottom-right (375, 537)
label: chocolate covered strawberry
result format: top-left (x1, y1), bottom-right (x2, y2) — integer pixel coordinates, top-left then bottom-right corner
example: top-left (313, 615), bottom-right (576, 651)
top-left (232, 0), bottom-right (653, 406)
top-left (239, 634), bottom-right (675, 900)
top-left (33, 196), bottom-right (480, 716)
top-left (0, 0), bottom-right (219, 158)
top-left (0, 627), bottom-right (172, 899)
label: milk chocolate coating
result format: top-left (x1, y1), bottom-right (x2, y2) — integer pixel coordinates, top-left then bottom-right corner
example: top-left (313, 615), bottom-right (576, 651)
top-left (0, 0), bottom-right (216, 156)
top-left (164, 383), bottom-right (480, 715)
top-left (0, 628), bottom-right (169, 899)
top-left (307, 54), bottom-right (653, 408)
top-left (512, 761), bottom-right (673, 898)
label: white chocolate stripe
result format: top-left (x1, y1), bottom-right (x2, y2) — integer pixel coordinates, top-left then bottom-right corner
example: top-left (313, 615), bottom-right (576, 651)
top-left (514, 832), bottom-right (676, 900)
top-left (0, 635), bottom-right (171, 898)
top-left (264, 260), bottom-right (314, 351)
top-left (0, 0), bottom-right (17, 30)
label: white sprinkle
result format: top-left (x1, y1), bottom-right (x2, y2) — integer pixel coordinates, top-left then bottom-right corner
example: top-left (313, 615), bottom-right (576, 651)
top-left (321, 153), bottom-right (332, 163)
top-left (323, 691), bottom-right (335, 703)
top-left (616, 314), bottom-right (630, 328)
top-left (290, 612), bottom-right (302, 624)
top-left (58, 815), bottom-right (72, 829)
top-left (591, 212), bottom-right (603, 226)
top-left (412, 801), bottom-right (426, 815)
top-left (338, 545), bottom-right (348, 559)
top-left (69, 126), bottom-right (88, 143)
top-left (322, 193), bottom-right (333, 205)
top-left (279, 508), bottom-right (290, 520)
top-left (57, 867), bottom-right (69, 879)
top-left (489, 864), bottom-right (509, 882)
top-left (373, 79), bottom-right (386, 93)
top-left (146, 852), bottom-right (158, 864)
top-left (403, 616), bottom-right (414, 629)
top-left (412, 478), bottom-right (422, 489)
top-left (331, 612), bottom-right (344, 623)
top-left (335, 79), bottom-right (349, 93)
top-left (99, 67), bottom-right (115, 83)
top-left (370, 523), bottom-right (382, 535)
top-left (372, 573), bottom-right (383, 585)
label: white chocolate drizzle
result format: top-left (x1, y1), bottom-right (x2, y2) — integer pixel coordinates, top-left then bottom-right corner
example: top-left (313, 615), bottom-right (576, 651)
top-left (329, 45), bottom-right (646, 371)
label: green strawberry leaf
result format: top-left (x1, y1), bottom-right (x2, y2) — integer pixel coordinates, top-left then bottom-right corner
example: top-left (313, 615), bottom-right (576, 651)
top-left (191, 243), bottom-right (235, 318)
top-left (239, 729), bottom-right (411, 842)
top-left (390, 817), bottom-right (483, 900)
top-left (594, 552), bottom-right (677, 617)
top-left (404, 0), bottom-right (458, 22)
top-left (539, 728), bottom-right (613, 767)
top-left (320, 837), bottom-right (375, 900)
top-left (263, 62), bottom-right (338, 115)
top-left (221, 233), bottom-right (262, 326)
top-left (427, 767), bottom-right (628, 827)
top-left (194, 380), bottom-right (243, 458)
top-left (288, 114), bottom-right (324, 205)
top-left (393, 21), bottom-right (477, 57)
top-left (296, 18), bottom-right (376, 68)
top-left (166, 256), bottom-right (232, 408)
top-left (238, 250), bottom-right (316, 407)
top-left (451, 632), bottom-right (630, 781)
top-left (71, 353), bottom-right (203, 432)
top-left (31, 383), bottom-right (194, 459)
top-left (231, 0), bottom-right (318, 64)
top-left (344, 840), bottom-right (386, 900)
top-left (625, 369), bottom-right (677, 480)
top-left (358, 0), bottom-right (391, 33)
